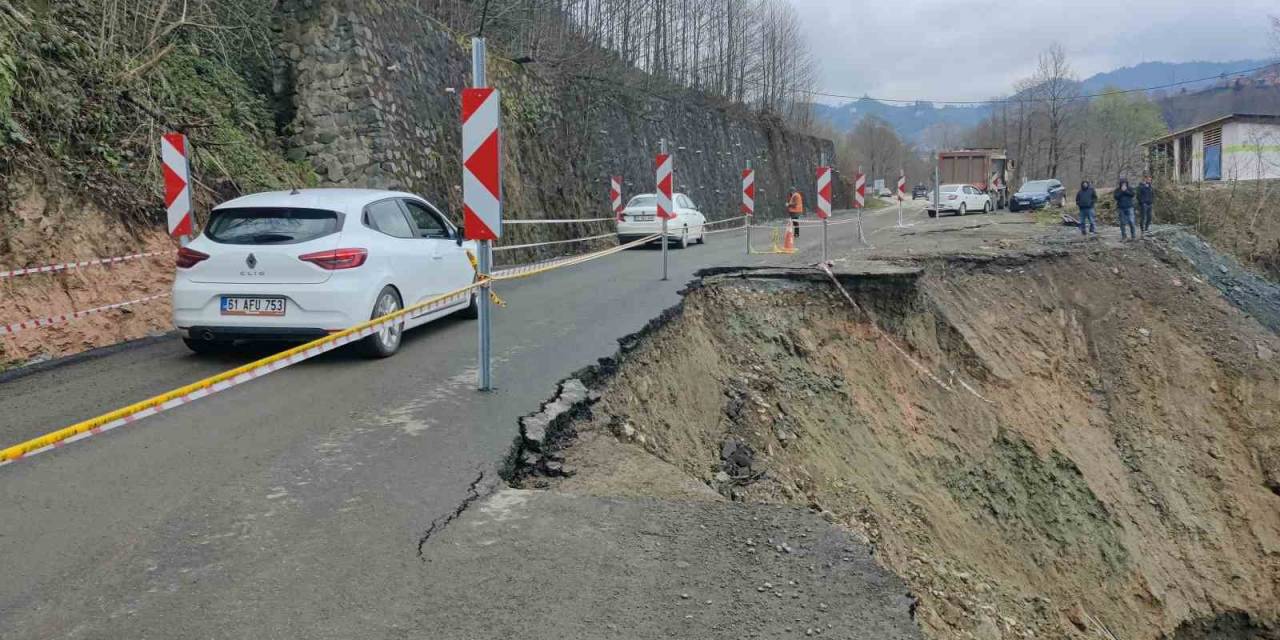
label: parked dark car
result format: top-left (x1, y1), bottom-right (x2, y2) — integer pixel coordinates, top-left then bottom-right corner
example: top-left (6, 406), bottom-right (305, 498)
top-left (1009, 179), bottom-right (1065, 212)
top-left (911, 184), bottom-right (928, 199)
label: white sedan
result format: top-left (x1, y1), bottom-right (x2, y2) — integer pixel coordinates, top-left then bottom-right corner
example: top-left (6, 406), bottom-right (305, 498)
top-left (616, 193), bottom-right (707, 248)
top-left (172, 189), bottom-right (477, 357)
top-left (925, 184), bottom-right (993, 217)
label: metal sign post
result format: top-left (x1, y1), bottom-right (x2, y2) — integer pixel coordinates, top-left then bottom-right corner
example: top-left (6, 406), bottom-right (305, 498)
top-left (854, 167), bottom-right (866, 245)
top-left (816, 153), bottom-right (831, 262)
top-left (656, 139), bottom-right (673, 281)
top-left (896, 170), bottom-right (907, 228)
top-left (463, 38), bottom-right (502, 391)
top-left (933, 153), bottom-right (941, 221)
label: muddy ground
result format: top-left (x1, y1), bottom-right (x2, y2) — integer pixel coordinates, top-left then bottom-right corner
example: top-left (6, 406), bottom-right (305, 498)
top-left (512, 219), bottom-right (1280, 639)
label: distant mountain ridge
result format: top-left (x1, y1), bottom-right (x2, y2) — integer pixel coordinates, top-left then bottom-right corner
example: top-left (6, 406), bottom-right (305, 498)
top-left (1079, 59), bottom-right (1271, 94)
top-left (814, 59), bottom-right (1275, 144)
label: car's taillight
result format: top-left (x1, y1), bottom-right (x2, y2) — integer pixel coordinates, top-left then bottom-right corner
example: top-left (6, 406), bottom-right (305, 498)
top-left (617, 212), bottom-right (626, 222)
top-left (299, 248), bottom-right (368, 270)
top-left (176, 246), bottom-right (210, 269)
top-left (947, 194), bottom-right (958, 200)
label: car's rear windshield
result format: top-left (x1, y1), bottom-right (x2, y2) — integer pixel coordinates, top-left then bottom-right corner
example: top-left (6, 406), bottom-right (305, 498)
top-left (1020, 181), bottom-right (1053, 193)
top-left (205, 207), bottom-right (342, 245)
top-left (627, 195), bottom-right (657, 207)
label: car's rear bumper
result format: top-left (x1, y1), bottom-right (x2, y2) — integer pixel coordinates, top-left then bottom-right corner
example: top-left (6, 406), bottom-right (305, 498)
top-left (172, 277), bottom-right (375, 335)
top-left (1009, 200), bottom-right (1047, 210)
top-left (181, 325), bottom-right (332, 343)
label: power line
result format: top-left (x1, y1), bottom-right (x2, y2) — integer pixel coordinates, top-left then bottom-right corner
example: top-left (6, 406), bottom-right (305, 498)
top-left (779, 61), bottom-right (1280, 106)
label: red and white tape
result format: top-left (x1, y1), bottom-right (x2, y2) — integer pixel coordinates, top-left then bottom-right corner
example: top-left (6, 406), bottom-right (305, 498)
top-left (493, 231), bottom-right (619, 253)
top-left (0, 251), bottom-right (167, 279)
top-left (3, 230), bottom-right (678, 466)
top-left (504, 217), bottom-right (616, 225)
top-left (0, 293), bottom-right (170, 336)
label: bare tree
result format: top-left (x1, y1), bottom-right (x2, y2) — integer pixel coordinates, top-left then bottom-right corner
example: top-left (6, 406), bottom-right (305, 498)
top-left (1029, 44), bottom-right (1078, 178)
top-left (429, 0), bottom-right (818, 128)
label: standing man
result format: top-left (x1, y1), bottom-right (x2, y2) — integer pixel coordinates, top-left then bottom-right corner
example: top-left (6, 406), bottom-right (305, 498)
top-left (1075, 180), bottom-right (1097, 237)
top-left (1137, 175), bottom-right (1155, 237)
top-left (1114, 178), bottom-right (1137, 241)
top-left (787, 187), bottom-right (804, 238)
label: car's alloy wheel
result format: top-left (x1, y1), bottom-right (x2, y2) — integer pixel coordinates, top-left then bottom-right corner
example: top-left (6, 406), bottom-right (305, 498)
top-left (958, 203), bottom-right (967, 216)
top-left (679, 227), bottom-right (689, 249)
top-left (361, 286), bottom-right (403, 358)
top-left (985, 200), bottom-right (993, 213)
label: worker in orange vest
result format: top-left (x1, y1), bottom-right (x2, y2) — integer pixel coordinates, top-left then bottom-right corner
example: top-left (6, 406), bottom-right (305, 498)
top-left (786, 187), bottom-right (804, 238)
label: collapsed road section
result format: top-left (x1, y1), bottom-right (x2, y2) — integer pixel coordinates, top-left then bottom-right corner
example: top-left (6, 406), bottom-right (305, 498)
top-left (507, 242), bottom-right (1280, 639)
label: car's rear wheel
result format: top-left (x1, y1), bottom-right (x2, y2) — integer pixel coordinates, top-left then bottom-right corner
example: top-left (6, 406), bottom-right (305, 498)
top-left (678, 227), bottom-right (690, 249)
top-left (927, 210), bottom-right (937, 218)
top-left (360, 286), bottom-right (403, 358)
top-left (958, 203), bottom-right (967, 216)
top-left (985, 200), bottom-right (993, 213)
top-left (459, 290), bottom-right (480, 319)
top-left (183, 337), bottom-right (231, 355)
top-left (697, 226), bottom-right (706, 244)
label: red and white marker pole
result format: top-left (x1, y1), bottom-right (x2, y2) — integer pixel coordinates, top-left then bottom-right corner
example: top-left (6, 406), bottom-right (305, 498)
top-left (896, 169), bottom-right (908, 228)
top-left (742, 163), bottom-right (755, 255)
top-left (463, 38), bottom-right (502, 390)
top-left (854, 168), bottom-right (867, 245)
top-left (655, 139), bottom-right (674, 281)
top-left (611, 175), bottom-right (624, 221)
top-left (816, 161), bottom-right (832, 261)
top-left (162, 132), bottom-right (193, 245)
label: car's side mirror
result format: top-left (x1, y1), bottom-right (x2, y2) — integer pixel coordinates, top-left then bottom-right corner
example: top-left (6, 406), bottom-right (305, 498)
top-left (454, 228), bottom-right (464, 246)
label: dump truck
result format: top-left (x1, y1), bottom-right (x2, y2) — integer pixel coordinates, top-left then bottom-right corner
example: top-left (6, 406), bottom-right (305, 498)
top-left (936, 149), bottom-right (1012, 210)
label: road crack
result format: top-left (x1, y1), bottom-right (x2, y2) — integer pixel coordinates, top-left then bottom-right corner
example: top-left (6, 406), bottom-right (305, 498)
top-left (417, 468), bottom-right (487, 559)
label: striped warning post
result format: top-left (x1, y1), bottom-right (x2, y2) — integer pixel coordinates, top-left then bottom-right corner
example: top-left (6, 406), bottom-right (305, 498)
top-left (741, 169), bottom-right (755, 216)
top-left (462, 87), bottom-right (502, 240)
top-left (816, 166), bottom-right (832, 220)
top-left (162, 132), bottom-right (193, 239)
top-left (611, 176), bottom-right (624, 220)
top-left (655, 153), bottom-right (674, 220)
top-left (854, 171), bottom-right (866, 209)
top-left (896, 170), bottom-right (907, 201)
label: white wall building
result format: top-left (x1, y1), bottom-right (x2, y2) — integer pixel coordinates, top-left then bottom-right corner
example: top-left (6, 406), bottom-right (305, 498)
top-left (1143, 114), bottom-right (1280, 183)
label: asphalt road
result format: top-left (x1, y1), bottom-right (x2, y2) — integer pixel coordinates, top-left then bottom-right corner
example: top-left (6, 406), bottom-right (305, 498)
top-left (0, 201), bottom-right (925, 638)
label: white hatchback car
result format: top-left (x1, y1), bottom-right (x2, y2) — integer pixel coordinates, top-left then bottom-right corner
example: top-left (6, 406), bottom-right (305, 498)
top-left (925, 184), bottom-right (993, 217)
top-left (172, 189), bottom-right (477, 357)
top-left (616, 193), bottom-right (707, 248)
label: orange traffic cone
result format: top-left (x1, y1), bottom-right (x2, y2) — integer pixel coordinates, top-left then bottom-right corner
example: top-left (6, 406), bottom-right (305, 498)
top-left (782, 225), bottom-right (795, 252)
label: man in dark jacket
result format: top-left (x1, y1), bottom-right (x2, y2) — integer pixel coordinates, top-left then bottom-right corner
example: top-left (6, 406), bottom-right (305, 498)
top-left (1137, 175), bottom-right (1155, 236)
top-left (1114, 178), bottom-right (1137, 240)
top-left (1075, 181), bottom-right (1097, 236)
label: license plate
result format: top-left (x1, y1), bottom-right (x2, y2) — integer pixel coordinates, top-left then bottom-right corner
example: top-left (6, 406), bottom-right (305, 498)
top-left (632, 215), bottom-right (655, 222)
top-left (220, 296), bottom-right (286, 316)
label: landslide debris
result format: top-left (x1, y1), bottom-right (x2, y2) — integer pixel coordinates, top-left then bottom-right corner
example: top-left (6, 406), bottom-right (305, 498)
top-left (519, 245), bottom-right (1280, 639)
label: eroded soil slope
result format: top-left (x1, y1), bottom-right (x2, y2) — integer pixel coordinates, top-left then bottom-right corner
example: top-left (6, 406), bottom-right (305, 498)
top-left (535, 246), bottom-right (1280, 639)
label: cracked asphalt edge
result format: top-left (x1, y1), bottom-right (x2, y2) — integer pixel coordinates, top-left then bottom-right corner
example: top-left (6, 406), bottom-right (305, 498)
top-left (417, 468), bottom-right (493, 560)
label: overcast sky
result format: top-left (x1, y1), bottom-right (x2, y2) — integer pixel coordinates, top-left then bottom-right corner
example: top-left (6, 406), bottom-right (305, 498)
top-left (790, 0), bottom-right (1277, 104)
